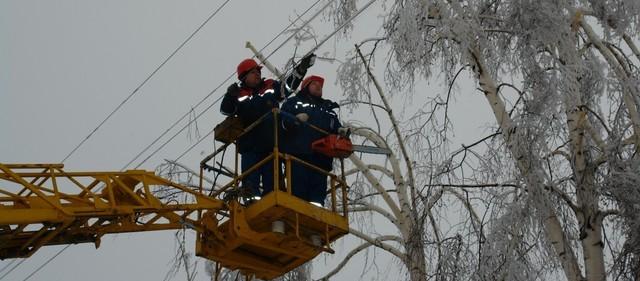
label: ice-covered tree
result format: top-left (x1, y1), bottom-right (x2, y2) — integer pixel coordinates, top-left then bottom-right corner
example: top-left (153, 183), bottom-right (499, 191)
top-left (324, 0), bottom-right (640, 280)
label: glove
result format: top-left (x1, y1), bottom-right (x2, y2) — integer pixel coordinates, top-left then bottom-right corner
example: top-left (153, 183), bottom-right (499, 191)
top-left (226, 83), bottom-right (240, 97)
top-left (297, 53), bottom-right (316, 72)
top-left (296, 113), bottom-right (309, 122)
top-left (324, 101), bottom-right (340, 110)
top-left (337, 127), bottom-right (350, 137)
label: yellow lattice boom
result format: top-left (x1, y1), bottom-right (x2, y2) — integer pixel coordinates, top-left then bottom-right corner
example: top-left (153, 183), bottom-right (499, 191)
top-left (0, 160), bottom-right (349, 280)
top-left (0, 110), bottom-right (352, 280)
top-left (0, 163), bottom-right (222, 259)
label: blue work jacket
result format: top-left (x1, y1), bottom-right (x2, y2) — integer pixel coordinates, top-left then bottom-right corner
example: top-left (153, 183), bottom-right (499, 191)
top-left (220, 74), bottom-right (302, 153)
top-left (280, 91), bottom-right (341, 169)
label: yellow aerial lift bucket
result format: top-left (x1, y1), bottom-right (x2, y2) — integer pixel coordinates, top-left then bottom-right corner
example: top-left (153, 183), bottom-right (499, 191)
top-left (0, 109), bottom-right (350, 280)
top-left (196, 187), bottom-right (348, 280)
top-left (199, 110), bottom-right (350, 280)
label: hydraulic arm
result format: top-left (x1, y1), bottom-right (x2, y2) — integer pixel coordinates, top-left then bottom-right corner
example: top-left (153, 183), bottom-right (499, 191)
top-left (0, 161), bottom-right (349, 280)
top-left (0, 111), bottom-right (351, 280)
top-left (0, 163), bottom-right (222, 259)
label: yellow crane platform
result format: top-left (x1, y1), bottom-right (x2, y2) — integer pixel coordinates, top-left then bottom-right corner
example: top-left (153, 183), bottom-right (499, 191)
top-left (0, 161), bottom-right (348, 280)
top-left (0, 110), bottom-right (350, 280)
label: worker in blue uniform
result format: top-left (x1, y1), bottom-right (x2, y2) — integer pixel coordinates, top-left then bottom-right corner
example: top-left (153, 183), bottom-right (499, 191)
top-left (220, 54), bottom-right (315, 200)
top-left (280, 75), bottom-right (348, 206)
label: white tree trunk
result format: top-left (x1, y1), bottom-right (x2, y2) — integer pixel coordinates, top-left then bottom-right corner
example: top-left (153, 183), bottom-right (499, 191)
top-left (468, 46), bottom-right (584, 281)
top-left (406, 231), bottom-right (428, 281)
top-left (580, 19), bottom-right (640, 150)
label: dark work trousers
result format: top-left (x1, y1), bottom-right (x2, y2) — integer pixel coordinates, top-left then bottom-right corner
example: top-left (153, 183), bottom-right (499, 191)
top-left (307, 167), bottom-right (328, 206)
top-left (289, 154), bottom-right (329, 205)
top-left (241, 151), bottom-right (274, 197)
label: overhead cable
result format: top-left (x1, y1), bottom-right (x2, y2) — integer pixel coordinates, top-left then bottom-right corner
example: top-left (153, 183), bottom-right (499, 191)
top-left (173, 0), bottom-right (379, 161)
top-left (125, 0), bottom-right (328, 170)
top-left (10, 2), bottom-right (233, 280)
top-left (60, 0), bottom-right (232, 163)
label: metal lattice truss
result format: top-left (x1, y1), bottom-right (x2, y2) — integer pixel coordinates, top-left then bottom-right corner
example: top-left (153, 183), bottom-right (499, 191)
top-left (0, 163), bottom-right (223, 259)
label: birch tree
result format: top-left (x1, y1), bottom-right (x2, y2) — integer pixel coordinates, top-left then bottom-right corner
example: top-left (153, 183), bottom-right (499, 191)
top-left (323, 0), bottom-right (640, 280)
top-left (318, 43), bottom-right (486, 281)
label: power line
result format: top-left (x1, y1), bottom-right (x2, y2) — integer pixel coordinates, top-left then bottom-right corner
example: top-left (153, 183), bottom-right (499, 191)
top-left (175, 127), bottom-right (215, 162)
top-left (11, 1), bottom-right (379, 278)
top-left (60, 0), bottom-right (232, 163)
top-left (133, 0), bottom-right (336, 169)
top-left (9, 2), bottom-right (234, 281)
top-left (122, 0), bottom-right (327, 170)
top-left (0, 260), bottom-right (16, 275)
top-left (0, 259), bottom-right (24, 280)
top-left (309, 0), bottom-right (377, 56)
top-left (134, 83), bottom-right (225, 168)
top-left (12, 0), bottom-right (378, 279)
top-left (6, 2), bottom-right (325, 281)
top-left (172, 0), bottom-right (379, 162)
top-left (21, 245), bottom-right (70, 281)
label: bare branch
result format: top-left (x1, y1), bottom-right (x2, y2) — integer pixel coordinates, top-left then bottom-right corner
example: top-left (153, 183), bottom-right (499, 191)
top-left (581, 20), bottom-right (640, 149)
top-left (339, 100), bottom-right (388, 112)
top-left (579, 105), bottom-right (612, 137)
top-left (349, 189), bottom-right (398, 202)
top-left (315, 235), bottom-right (402, 281)
top-left (623, 34), bottom-right (640, 63)
top-left (345, 164), bottom-right (394, 178)
top-left (349, 201), bottom-right (399, 225)
top-left (349, 228), bottom-right (407, 260)
top-left (355, 44), bottom-right (416, 211)
top-left (423, 183), bottom-right (520, 189)
top-left (163, 159), bottom-right (218, 187)
top-left (348, 127), bottom-right (412, 236)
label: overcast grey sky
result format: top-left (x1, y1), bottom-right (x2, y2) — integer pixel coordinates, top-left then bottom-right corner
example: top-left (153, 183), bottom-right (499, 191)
top-left (0, 1), bottom-right (494, 280)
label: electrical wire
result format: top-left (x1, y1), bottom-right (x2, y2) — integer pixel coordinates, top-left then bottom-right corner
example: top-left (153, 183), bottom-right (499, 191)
top-left (0, 260), bottom-right (16, 275)
top-left (21, 245), bottom-right (70, 281)
top-left (7, 2), bottom-right (233, 280)
top-left (60, 0), bottom-right (232, 163)
top-left (121, 0), bottom-right (326, 171)
top-left (6, 1), bottom-right (326, 280)
top-left (11, 0), bottom-right (378, 279)
top-left (176, 127), bottom-right (215, 162)
top-left (133, 0), bottom-right (337, 169)
top-left (171, 0), bottom-right (378, 162)
top-left (0, 259), bottom-right (24, 280)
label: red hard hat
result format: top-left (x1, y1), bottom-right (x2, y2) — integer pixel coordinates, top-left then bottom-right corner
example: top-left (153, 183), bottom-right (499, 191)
top-left (236, 59), bottom-right (262, 80)
top-left (301, 75), bottom-right (324, 90)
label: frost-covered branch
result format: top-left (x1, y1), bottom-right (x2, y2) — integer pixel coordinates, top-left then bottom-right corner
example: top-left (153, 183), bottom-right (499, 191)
top-left (442, 187), bottom-right (483, 233)
top-left (349, 189), bottom-right (398, 202)
top-left (315, 235), bottom-right (402, 281)
top-left (355, 44), bottom-right (416, 210)
top-left (423, 183), bottom-right (519, 189)
top-left (468, 43), bottom-right (584, 281)
top-left (349, 126), bottom-right (412, 235)
top-left (339, 100), bottom-right (387, 111)
top-left (580, 20), bottom-right (640, 149)
top-left (348, 228), bottom-right (407, 261)
top-left (349, 201), bottom-right (399, 226)
top-left (164, 159), bottom-right (217, 187)
top-left (344, 164), bottom-right (394, 178)
top-left (544, 184), bottom-right (579, 213)
top-left (348, 154), bottom-right (403, 231)
top-left (623, 34), bottom-right (640, 63)
top-left (326, 1), bottom-right (640, 280)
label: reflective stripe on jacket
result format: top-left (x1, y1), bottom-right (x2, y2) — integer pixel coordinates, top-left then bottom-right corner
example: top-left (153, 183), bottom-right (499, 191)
top-left (280, 91), bottom-right (341, 169)
top-left (220, 74), bottom-right (303, 153)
